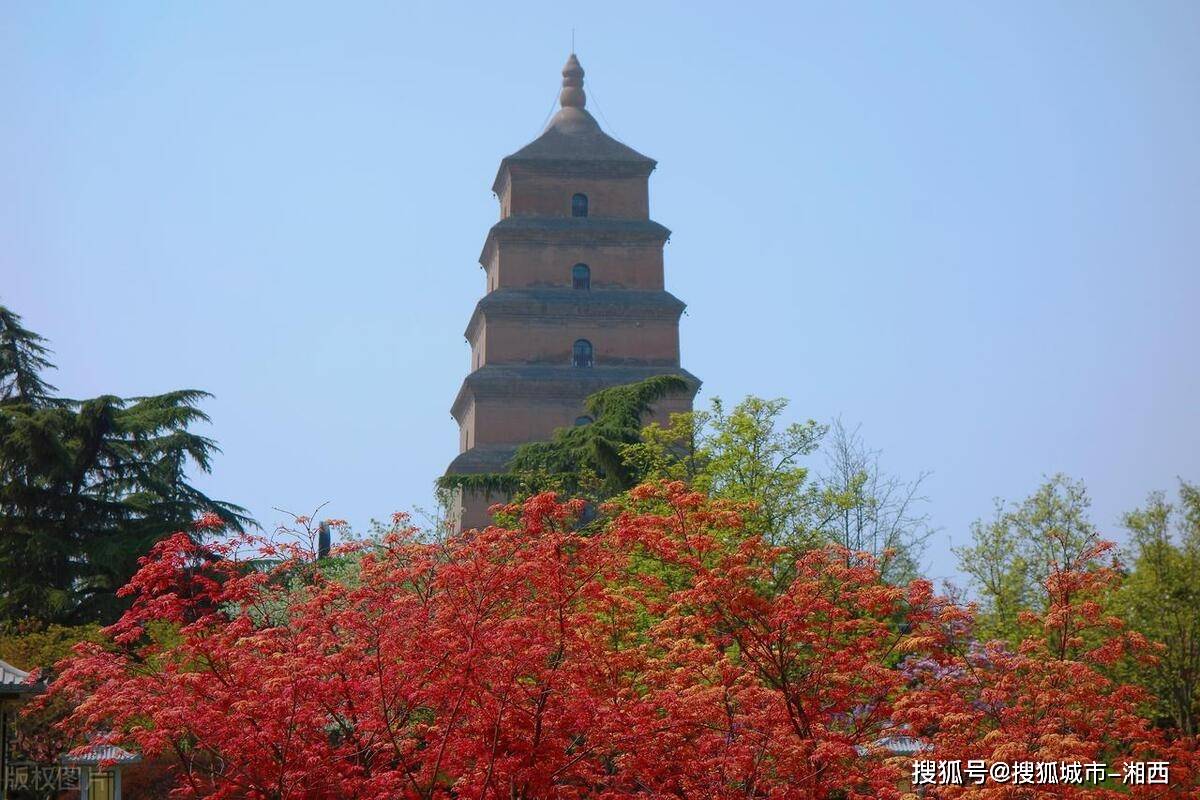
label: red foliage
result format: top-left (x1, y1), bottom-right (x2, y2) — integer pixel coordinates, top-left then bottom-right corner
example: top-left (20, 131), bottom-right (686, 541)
top-left (893, 536), bottom-right (1200, 798)
top-left (35, 486), bottom-right (1198, 798)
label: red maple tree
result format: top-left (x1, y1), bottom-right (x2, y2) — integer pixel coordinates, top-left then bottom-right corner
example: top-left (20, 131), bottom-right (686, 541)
top-left (599, 483), bottom-right (937, 799)
top-left (35, 486), bottom-right (1199, 798)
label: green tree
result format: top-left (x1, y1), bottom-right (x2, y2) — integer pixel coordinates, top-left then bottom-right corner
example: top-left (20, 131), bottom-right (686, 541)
top-left (955, 474), bottom-right (1102, 642)
top-left (0, 304), bottom-right (250, 625)
top-left (624, 396), bottom-right (825, 548)
top-left (1115, 481), bottom-right (1200, 736)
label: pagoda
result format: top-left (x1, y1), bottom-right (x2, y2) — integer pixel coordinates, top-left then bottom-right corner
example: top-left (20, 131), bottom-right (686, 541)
top-left (445, 54), bottom-right (700, 529)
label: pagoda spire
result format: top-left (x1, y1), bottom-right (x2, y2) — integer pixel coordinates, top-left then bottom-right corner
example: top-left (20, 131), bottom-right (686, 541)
top-left (560, 53), bottom-right (586, 109)
top-left (545, 53), bottom-right (598, 134)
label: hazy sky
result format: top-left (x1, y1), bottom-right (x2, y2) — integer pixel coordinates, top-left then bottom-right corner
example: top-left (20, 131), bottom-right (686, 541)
top-left (4, 2), bottom-right (1198, 586)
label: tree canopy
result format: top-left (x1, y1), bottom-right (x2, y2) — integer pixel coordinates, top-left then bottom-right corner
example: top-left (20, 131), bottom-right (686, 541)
top-left (41, 488), bottom-right (1199, 798)
top-left (1116, 482), bottom-right (1200, 736)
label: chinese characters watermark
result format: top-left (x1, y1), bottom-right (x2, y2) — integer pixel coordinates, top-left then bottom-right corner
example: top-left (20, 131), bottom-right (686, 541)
top-left (911, 759), bottom-right (1169, 786)
top-left (4, 761), bottom-right (83, 792)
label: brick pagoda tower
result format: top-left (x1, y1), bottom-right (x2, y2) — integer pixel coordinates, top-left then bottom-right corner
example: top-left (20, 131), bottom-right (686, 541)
top-left (446, 54), bottom-right (700, 530)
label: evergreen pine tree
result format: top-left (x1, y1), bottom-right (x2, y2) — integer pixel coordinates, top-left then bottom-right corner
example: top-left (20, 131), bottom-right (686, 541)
top-left (0, 304), bottom-right (250, 624)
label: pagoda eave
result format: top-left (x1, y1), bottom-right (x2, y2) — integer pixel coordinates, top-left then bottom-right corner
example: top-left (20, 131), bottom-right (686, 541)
top-left (445, 444), bottom-right (521, 476)
top-left (478, 217), bottom-right (671, 268)
top-left (450, 365), bottom-right (700, 423)
top-left (463, 288), bottom-right (686, 341)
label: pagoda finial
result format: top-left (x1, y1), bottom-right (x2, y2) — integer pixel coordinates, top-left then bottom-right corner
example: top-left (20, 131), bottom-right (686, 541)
top-left (560, 53), bottom-right (586, 109)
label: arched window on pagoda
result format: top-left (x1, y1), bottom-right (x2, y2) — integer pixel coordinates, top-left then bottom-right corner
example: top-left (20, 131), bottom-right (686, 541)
top-left (571, 193), bottom-right (588, 218)
top-left (572, 263), bottom-right (590, 290)
top-left (574, 415), bottom-right (593, 426)
top-left (572, 339), bottom-right (593, 368)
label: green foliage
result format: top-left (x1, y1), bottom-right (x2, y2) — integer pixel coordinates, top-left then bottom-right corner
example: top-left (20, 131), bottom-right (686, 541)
top-left (955, 474), bottom-right (1103, 642)
top-left (438, 375), bottom-right (690, 502)
top-left (0, 622), bottom-right (103, 672)
top-left (0, 304), bottom-right (250, 625)
top-left (1115, 481), bottom-right (1200, 735)
top-left (625, 396), bottom-right (824, 548)
top-left (436, 472), bottom-right (525, 497)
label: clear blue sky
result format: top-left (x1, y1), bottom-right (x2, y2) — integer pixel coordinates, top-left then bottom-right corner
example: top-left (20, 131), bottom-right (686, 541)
top-left (4, 2), bottom-right (1198, 586)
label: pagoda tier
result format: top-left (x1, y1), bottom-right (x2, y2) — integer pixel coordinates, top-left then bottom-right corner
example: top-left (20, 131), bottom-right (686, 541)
top-left (481, 217), bottom-right (670, 292)
top-left (450, 363), bottom-right (700, 454)
top-left (464, 289), bottom-right (686, 370)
